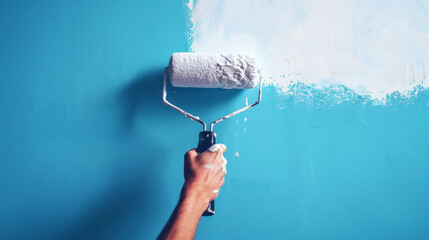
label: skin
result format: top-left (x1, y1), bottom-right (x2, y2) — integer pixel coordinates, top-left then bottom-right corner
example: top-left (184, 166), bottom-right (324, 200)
top-left (157, 145), bottom-right (227, 240)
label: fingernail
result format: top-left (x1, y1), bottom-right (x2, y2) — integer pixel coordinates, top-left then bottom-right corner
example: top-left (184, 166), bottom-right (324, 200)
top-left (213, 189), bottom-right (219, 194)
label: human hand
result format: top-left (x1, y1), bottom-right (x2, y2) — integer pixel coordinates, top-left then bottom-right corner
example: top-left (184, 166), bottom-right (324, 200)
top-left (182, 144), bottom-right (227, 212)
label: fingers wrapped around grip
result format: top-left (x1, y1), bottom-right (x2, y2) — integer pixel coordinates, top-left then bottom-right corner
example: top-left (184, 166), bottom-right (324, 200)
top-left (183, 144), bottom-right (227, 201)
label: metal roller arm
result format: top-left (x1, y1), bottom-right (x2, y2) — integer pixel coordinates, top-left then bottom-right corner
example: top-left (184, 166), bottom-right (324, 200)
top-left (163, 67), bottom-right (207, 131)
top-left (162, 67), bottom-right (262, 132)
top-left (210, 71), bottom-right (262, 131)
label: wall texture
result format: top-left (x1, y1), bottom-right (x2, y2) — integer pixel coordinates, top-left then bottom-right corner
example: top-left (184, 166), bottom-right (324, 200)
top-left (0, 1), bottom-right (428, 240)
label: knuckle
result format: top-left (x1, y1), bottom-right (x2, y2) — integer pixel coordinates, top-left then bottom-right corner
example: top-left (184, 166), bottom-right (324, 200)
top-left (184, 149), bottom-right (196, 159)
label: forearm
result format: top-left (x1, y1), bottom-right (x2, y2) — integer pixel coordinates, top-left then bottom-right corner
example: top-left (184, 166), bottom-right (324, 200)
top-left (158, 146), bottom-right (227, 239)
top-left (157, 186), bottom-right (209, 240)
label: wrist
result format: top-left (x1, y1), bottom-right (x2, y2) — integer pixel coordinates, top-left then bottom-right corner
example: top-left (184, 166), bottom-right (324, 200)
top-left (181, 183), bottom-right (210, 214)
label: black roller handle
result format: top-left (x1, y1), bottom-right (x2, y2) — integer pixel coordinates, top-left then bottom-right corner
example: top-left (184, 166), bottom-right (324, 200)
top-left (196, 131), bottom-right (216, 216)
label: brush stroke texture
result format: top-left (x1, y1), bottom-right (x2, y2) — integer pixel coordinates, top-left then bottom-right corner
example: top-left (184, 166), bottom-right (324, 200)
top-left (186, 0), bottom-right (429, 100)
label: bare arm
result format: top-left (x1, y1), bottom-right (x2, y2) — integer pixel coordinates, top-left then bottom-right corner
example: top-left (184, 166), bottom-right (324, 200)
top-left (158, 144), bottom-right (227, 240)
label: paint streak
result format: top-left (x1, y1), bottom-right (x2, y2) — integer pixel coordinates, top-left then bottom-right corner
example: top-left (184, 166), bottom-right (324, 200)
top-left (186, 0), bottom-right (429, 101)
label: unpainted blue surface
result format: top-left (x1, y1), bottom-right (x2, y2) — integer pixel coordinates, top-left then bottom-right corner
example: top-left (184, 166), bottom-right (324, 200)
top-left (1, 1), bottom-right (429, 239)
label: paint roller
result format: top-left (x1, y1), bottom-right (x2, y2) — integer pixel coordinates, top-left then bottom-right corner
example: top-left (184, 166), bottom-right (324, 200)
top-left (162, 52), bottom-right (262, 216)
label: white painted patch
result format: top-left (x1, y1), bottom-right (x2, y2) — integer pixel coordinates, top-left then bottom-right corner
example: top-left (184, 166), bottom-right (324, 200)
top-left (186, 0), bottom-right (429, 100)
top-left (187, 0), bottom-right (194, 10)
top-left (235, 151), bottom-right (240, 157)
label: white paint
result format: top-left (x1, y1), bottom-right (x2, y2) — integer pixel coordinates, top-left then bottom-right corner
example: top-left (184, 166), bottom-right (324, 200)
top-left (244, 118), bottom-right (247, 122)
top-left (187, 0), bottom-right (194, 10)
top-left (207, 144), bottom-right (227, 172)
top-left (235, 151), bottom-right (240, 157)
top-left (204, 164), bottom-right (217, 170)
top-left (169, 53), bottom-right (257, 89)
top-left (207, 143), bottom-right (226, 152)
top-left (222, 157), bottom-right (227, 172)
top-left (186, 0), bottom-right (429, 100)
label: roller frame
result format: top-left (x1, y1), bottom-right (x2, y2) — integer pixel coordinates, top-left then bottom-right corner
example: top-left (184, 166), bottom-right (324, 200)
top-left (162, 67), bottom-right (262, 132)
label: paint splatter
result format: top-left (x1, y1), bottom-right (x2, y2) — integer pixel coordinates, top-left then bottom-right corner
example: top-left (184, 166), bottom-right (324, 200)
top-left (235, 151), bottom-right (239, 157)
top-left (185, 0), bottom-right (429, 101)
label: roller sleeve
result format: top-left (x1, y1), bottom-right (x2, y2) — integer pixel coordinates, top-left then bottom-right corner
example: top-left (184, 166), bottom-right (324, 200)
top-left (168, 53), bottom-right (257, 89)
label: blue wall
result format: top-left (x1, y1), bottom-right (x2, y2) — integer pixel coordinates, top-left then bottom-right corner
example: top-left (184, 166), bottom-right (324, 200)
top-left (1, 1), bottom-right (428, 239)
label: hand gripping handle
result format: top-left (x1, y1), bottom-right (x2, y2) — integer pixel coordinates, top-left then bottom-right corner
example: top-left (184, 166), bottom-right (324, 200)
top-left (196, 131), bottom-right (216, 216)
